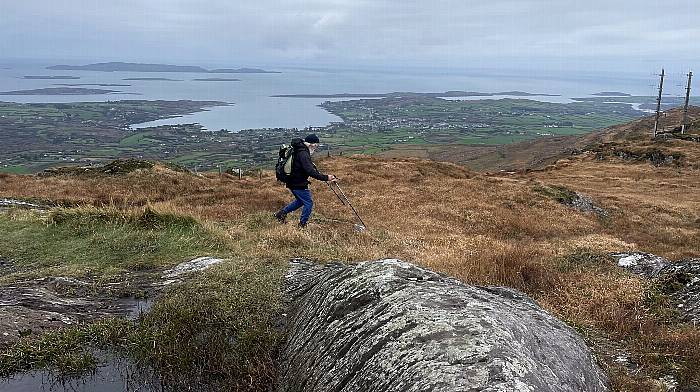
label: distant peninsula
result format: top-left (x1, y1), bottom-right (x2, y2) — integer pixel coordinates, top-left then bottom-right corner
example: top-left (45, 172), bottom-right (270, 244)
top-left (23, 75), bottom-right (81, 80)
top-left (192, 78), bottom-right (241, 82)
top-left (47, 62), bottom-right (280, 74)
top-left (591, 92), bottom-right (632, 97)
top-left (272, 91), bottom-right (561, 98)
top-left (0, 87), bottom-right (119, 95)
top-left (123, 77), bottom-right (181, 81)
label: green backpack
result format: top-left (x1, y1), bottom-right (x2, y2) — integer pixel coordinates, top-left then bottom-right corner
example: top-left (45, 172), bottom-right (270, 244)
top-left (275, 144), bottom-right (294, 182)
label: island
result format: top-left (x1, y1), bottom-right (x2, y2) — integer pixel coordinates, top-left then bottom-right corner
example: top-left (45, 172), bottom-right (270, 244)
top-left (192, 78), bottom-right (241, 82)
top-left (123, 77), bottom-right (181, 81)
top-left (492, 91), bottom-right (560, 97)
top-left (54, 83), bottom-right (131, 87)
top-left (0, 87), bottom-right (119, 95)
top-left (271, 91), bottom-right (560, 98)
top-left (23, 75), bottom-right (81, 80)
top-left (272, 93), bottom-right (387, 98)
top-left (209, 68), bottom-right (281, 74)
top-left (48, 62), bottom-right (280, 74)
top-left (591, 92), bottom-right (632, 97)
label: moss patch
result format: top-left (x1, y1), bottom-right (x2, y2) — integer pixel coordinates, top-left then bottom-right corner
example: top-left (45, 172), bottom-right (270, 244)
top-left (0, 207), bottom-right (226, 280)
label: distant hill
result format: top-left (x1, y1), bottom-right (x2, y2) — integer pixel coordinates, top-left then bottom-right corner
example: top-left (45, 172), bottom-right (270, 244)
top-left (47, 62), bottom-right (280, 74)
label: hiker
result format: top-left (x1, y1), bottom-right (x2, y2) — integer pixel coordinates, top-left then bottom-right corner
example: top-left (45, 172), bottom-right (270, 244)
top-left (275, 134), bottom-right (336, 227)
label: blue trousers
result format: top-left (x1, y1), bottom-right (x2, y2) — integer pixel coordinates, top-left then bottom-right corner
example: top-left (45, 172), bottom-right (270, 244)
top-left (282, 189), bottom-right (313, 225)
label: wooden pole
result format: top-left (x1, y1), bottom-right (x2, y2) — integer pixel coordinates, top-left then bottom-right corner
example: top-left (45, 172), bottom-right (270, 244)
top-left (653, 68), bottom-right (665, 138)
top-left (682, 71), bottom-right (693, 134)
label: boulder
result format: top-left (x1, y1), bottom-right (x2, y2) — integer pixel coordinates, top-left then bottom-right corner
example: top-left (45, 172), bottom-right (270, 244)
top-left (277, 259), bottom-right (608, 392)
top-left (612, 252), bottom-right (700, 324)
top-left (611, 252), bottom-right (670, 278)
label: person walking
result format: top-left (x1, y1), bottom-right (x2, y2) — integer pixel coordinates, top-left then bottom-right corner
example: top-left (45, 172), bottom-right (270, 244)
top-left (275, 134), bottom-right (336, 228)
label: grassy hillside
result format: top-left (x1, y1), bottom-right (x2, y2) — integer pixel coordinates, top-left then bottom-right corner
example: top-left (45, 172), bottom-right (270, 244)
top-left (0, 111), bottom-right (699, 389)
top-left (404, 106), bottom-right (700, 172)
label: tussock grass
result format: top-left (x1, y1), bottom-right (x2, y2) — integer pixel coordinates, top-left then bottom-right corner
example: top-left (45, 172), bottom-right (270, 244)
top-left (0, 318), bottom-right (132, 377)
top-left (0, 206), bottom-right (226, 281)
top-left (129, 259), bottom-right (284, 391)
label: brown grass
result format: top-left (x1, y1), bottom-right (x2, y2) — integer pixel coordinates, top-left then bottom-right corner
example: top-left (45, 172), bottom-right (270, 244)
top-left (1, 150), bottom-right (699, 389)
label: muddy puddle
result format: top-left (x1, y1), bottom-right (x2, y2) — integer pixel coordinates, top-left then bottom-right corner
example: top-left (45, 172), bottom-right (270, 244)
top-left (0, 352), bottom-right (160, 392)
top-left (0, 252), bottom-right (226, 390)
top-left (0, 276), bottom-right (158, 348)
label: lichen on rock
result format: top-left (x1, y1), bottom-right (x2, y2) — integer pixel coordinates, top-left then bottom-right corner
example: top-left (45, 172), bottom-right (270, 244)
top-left (277, 259), bottom-right (609, 392)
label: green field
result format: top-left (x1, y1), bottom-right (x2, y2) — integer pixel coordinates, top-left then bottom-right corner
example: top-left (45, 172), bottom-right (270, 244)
top-left (0, 96), bottom-right (665, 173)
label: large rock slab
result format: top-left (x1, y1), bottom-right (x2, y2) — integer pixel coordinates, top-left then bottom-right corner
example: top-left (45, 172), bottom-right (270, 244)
top-left (277, 259), bottom-right (608, 392)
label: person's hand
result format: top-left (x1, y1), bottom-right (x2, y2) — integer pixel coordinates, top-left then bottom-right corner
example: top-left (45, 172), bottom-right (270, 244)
top-left (327, 174), bottom-right (337, 182)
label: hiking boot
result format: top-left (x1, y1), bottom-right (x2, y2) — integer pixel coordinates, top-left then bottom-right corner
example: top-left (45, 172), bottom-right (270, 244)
top-left (298, 222), bottom-right (308, 229)
top-left (274, 210), bottom-right (287, 223)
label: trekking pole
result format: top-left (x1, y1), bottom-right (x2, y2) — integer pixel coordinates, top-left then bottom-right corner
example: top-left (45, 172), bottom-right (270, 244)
top-left (333, 182), bottom-right (367, 229)
top-left (327, 181), bottom-right (346, 205)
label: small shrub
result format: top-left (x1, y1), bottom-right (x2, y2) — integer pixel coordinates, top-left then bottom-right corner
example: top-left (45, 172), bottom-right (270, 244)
top-left (533, 184), bottom-right (578, 205)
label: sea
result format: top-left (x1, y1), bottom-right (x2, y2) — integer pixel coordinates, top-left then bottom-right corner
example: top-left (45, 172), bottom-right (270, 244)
top-left (0, 60), bottom-right (672, 132)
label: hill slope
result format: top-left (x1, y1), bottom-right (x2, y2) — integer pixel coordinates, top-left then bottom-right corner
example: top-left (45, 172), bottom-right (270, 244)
top-left (427, 106), bottom-right (700, 171)
top-left (0, 111), bottom-right (699, 390)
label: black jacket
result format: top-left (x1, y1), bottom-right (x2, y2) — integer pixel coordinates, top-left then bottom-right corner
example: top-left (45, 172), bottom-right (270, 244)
top-left (286, 138), bottom-right (329, 189)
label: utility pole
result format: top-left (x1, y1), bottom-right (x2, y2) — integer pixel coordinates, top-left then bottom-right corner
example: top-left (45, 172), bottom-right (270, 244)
top-left (681, 71), bottom-right (693, 134)
top-left (653, 68), bottom-right (665, 138)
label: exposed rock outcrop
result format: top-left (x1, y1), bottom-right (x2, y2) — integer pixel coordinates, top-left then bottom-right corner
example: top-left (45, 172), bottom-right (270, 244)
top-left (277, 259), bottom-right (609, 392)
top-left (612, 252), bottom-right (700, 324)
top-left (161, 256), bottom-right (225, 279)
top-left (534, 185), bottom-right (608, 218)
top-left (657, 259), bottom-right (700, 325)
top-left (611, 252), bottom-right (670, 278)
top-left (0, 199), bottom-right (47, 211)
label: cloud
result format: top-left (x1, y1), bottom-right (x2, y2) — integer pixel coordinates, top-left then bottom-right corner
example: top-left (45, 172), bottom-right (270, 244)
top-left (0, 0), bottom-right (697, 71)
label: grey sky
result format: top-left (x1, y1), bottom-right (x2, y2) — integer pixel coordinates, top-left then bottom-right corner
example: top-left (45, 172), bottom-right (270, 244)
top-left (2, 0), bottom-right (698, 72)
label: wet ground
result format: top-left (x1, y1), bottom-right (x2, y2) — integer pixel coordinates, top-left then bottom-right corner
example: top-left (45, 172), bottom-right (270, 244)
top-left (1, 201), bottom-right (227, 390)
top-left (0, 351), bottom-right (160, 392)
top-left (0, 275), bottom-right (157, 348)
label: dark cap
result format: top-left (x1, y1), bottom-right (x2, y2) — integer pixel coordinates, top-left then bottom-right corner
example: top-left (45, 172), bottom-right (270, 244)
top-left (304, 134), bottom-right (320, 144)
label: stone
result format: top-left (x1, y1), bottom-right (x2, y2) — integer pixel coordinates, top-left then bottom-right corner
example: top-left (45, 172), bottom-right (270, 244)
top-left (277, 259), bottom-right (609, 392)
top-left (0, 199), bottom-right (46, 211)
top-left (568, 192), bottom-right (608, 218)
top-left (161, 256), bottom-right (225, 279)
top-left (611, 252), bottom-right (670, 278)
